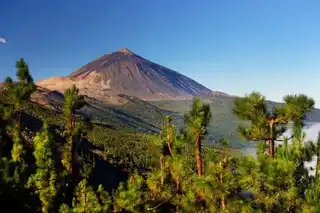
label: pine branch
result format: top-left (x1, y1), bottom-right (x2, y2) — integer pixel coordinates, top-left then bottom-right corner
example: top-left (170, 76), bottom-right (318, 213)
top-left (146, 190), bottom-right (178, 211)
top-left (275, 135), bottom-right (293, 142)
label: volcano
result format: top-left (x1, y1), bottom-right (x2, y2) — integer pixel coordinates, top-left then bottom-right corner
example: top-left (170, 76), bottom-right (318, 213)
top-left (37, 48), bottom-right (215, 103)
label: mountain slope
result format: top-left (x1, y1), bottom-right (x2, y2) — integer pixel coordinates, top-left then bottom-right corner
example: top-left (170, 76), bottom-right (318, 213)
top-left (3, 84), bottom-right (320, 149)
top-left (36, 48), bottom-right (213, 103)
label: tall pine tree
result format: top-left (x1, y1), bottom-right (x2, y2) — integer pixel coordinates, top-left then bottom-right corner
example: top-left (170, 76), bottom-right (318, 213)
top-left (27, 122), bottom-right (57, 213)
top-left (184, 97), bottom-right (211, 176)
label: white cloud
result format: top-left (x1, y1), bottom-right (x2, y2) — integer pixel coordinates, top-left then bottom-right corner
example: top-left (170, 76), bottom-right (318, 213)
top-left (0, 37), bottom-right (7, 44)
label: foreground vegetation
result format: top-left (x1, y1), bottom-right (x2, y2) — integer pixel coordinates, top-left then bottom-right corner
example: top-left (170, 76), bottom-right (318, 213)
top-left (1, 59), bottom-right (320, 212)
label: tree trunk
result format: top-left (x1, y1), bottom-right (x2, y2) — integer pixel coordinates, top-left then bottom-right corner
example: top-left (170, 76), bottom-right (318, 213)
top-left (196, 133), bottom-right (202, 176)
top-left (221, 197), bottom-right (226, 210)
top-left (69, 112), bottom-right (76, 130)
top-left (219, 162), bottom-right (223, 185)
top-left (71, 135), bottom-right (80, 186)
top-left (167, 140), bottom-right (174, 156)
top-left (41, 203), bottom-right (49, 213)
top-left (268, 120), bottom-right (275, 158)
top-left (160, 154), bottom-right (164, 186)
top-left (271, 139), bottom-right (275, 158)
top-left (83, 179), bottom-right (87, 213)
top-left (70, 112), bottom-right (79, 187)
top-left (175, 177), bottom-right (180, 193)
top-left (17, 109), bottom-right (22, 126)
top-left (316, 158), bottom-right (320, 178)
top-left (220, 159), bottom-right (226, 210)
top-left (268, 139), bottom-right (275, 158)
top-left (112, 189), bottom-right (118, 213)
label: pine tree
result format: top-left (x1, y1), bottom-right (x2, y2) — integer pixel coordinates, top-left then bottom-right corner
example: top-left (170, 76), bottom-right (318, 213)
top-left (59, 158), bottom-right (111, 213)
top-left (184, 97), bottom-right (211, 176)
top-left (145, 143), bottom-right (192, 212)
top-left (62, 85), bottom-right (85, 131)
top-left (233, 92), bottom-right (314, 158)
top-left (282, 94), bottom-right (315, 131)
top-left (157, 116), bottom-right (176, 186)
top-left (302, 133), bottom-right (320, 212)
top-left (3, 59), bottom-right (36, 162)
top-left (10, 124), bottom-right (24, 162)
top-left (4, 58), bottom-right (36, 125)
top-left (59, 179), bottom-right (111, 213)
top-left (0, 59), bottom-right (38, 211)
top-left (61, 85), bottom-right (86, 201)
top-left (238, 124), bottom-right (316, 212)
top-left (114, 171), bottom-right (145, 213)
top-left (61, 85), bottom-right (85, 172)
top-left (304, 176), bottom-right (320, 212)
top-left (27, 122), bottom-right (57, 213)
top-left (163, 116), bottom-right (175, 156)
top-left (167, 154), bottom-right (199, 212)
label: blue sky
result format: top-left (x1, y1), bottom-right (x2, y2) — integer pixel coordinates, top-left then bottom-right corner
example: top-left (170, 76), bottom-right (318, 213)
top-left (1, 0), bottom-right (320, 106)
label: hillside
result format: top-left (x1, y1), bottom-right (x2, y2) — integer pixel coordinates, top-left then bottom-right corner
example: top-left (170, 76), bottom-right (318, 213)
top-left (36, 48), bottom-right (213, 103)
top-left (24, 87), bottom-right (320, 148)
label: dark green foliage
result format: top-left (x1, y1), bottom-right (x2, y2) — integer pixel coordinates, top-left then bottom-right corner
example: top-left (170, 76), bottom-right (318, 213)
top-left (3, 58), bottom-right (36, 122)
top-left (88, 125), bottom-right (160, 169)
top-left (59, 160), bottom-right (112, 213)
top-left (184, 97), bottom-right (212, 136)
top-left (114, 172), bottom-right (145, 212)
top-left (282, 94), bottom-right (315, 129)
top-left (16, 58), bottom-right (34, 84)
top-left (27, 122), bottom-right (57, 213)
top-left (62, 86), bottom-right (85, 128)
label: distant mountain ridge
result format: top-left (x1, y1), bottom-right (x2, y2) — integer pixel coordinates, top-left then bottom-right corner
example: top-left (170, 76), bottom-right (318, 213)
top-left (37, 48), bottom-right (221, 103)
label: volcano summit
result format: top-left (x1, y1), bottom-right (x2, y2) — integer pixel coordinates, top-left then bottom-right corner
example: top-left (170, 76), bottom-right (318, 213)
top-left (37, 48), bottom-right (213, 103)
